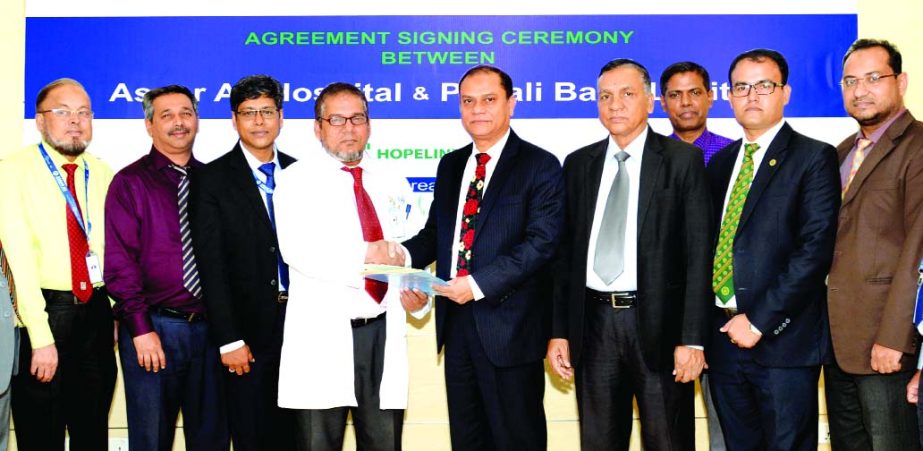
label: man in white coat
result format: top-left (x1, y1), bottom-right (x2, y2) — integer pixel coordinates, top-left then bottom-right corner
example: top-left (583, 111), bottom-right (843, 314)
top-left (274, 82), bottom-right (429, 451)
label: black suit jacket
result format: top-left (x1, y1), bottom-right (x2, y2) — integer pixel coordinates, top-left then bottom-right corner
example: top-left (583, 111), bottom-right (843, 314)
top-left (403, 130), bottom-right (565, 367)
top-left (705, 123), bottom-right (840, 368)
top-left (190, 143), bottom-right (296, 349)
top-left (552, 128), bottom-right (714, 371)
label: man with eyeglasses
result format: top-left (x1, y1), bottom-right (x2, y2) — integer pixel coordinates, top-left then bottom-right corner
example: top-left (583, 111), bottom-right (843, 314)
top-left (189, 74), bottom-right (297, 450)
top-left (274, 82), bottom-right (429, 451)
top-left (104, 85), bottom-right (229, 451)
top-left (0, 78), bottom-right (117, 451)
top-left (824, 38), bottom-right (923, 451)
top-left (704, 49), bottom-right (840, 450)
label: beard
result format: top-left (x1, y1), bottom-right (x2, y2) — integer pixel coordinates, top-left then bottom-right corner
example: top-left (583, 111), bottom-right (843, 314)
top-left (322, 142), bottom-right (364, 165)
top-left (42, 132), bottom-right (89, 157)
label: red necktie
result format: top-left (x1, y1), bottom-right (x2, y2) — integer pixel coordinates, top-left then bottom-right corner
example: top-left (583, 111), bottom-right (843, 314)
top-left (62, 164), bottom-right (92, 302)
top-left (456, 153), bottom-right (491, 276)
top-left (343, 166), bottom-right (387, 303)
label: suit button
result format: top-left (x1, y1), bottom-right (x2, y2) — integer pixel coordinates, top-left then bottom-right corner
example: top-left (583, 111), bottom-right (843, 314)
top-left (774, 330), bottom-right (780, 335)
top-left (785, 319), bottom-right (790, 324)
top-left (270, 279), bottom-right (277, 286)
top-left (269, 246), bottom-right (276, 253)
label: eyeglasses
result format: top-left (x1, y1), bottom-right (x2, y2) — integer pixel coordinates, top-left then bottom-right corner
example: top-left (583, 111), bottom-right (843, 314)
top-left (840, 72), bottom-right (898, 89)
top-left (37, 108), bottom-right (93, 121)
top-left (318, 114), bottom-right (368, 126)
top-left (730, 80), bottom-right (785, 97)
top-left (236, 108), bottom-right (279, 120)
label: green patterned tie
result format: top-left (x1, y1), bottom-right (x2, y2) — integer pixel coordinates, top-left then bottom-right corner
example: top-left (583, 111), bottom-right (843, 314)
top-left (713, 143), bottom-right (760, 304)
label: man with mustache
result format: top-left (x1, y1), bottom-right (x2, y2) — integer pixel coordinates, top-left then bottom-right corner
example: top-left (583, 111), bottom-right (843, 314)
top-left (191, 75), bottom-right (297, 450)
top-left (548, 59), bottom-right (712, 450)
top-left (660, 61), bottom-right (734, 165)
top-left (104, 85), bottom-right (229, 451)
top-left (825, 38), bottom-right (923, 451)
top-left (274, 82), bottom-right (428, 451)
top-left (0, 78), bottom-right (117, 450)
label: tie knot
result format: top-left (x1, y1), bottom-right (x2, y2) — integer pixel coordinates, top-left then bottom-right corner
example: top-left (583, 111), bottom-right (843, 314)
top-left (475, 153), bottom-right (491, 166)
top-left (615, 151), bottom-right (630, 163)
top-left (744, 143), bottom-right (760, 157)
top-left (342, 166), bottom-right (362, 181)
top-left (259, 162), bottom-right (276, 178)
top-left (856, 138), bottom-right (873, 152)
top-left (62, 163), bottom-right (78, 175)
top-left (170, 164), bottom-right (188, 177)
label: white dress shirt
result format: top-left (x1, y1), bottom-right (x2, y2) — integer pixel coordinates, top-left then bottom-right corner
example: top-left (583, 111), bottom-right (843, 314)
top-left (274, 150), bottom-right (428, 410)
top-left (448, 128), bottom-right (510, 300)
top-left (585, 131), bottom-right (646, 292)
top-left (715, 119), bottom-right (786, 309)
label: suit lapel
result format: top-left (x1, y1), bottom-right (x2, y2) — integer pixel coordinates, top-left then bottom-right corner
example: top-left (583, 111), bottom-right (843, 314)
top-left (841, 112), bottom-right (914, 206)
top-left (474, 130), bottom-right (521, 227)
top-left (737, 123), bottom-right (791, 232)
top-left (227, 143), bottom-right (275, 231)
top-left (637, 128), bottom-right (664, 232)
top-left (583, 139), bottom-right (609, 239)
top-left (278, 150), bottom-right (296, 169)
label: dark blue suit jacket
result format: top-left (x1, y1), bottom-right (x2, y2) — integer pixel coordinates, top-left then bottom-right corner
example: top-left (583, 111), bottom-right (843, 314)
top-left (403, 130), bottom-right (564, 367)
top-left (705, 122), bottom-right (840, 368)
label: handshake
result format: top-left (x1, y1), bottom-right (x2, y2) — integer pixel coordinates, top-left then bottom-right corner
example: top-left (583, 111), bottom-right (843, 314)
top-left (365, 240), bottom-right (407, 267)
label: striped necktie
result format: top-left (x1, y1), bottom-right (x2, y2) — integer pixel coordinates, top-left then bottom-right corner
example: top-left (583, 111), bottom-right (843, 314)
top-left (0, 241), bottom-right (20, 323)
top-left (842, 138), bottom-right (872, 197)
top-left (171, 165), bottom-right (203, 298)
top-left (713, 143), bottom-right (759, 304)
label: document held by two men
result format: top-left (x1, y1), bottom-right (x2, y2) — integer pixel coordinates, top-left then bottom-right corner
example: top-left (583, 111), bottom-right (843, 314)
top-left (361, 264), bottom-right (448, 296)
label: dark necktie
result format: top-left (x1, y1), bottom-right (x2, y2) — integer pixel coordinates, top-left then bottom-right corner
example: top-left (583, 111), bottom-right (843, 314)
top-left (456, 153), bottom-right (491, 277)
top-left (343, 166), bottom-right (387, 303)
top-left (259, 162), bottom-right (289, 290)
top-left (593, 151), bottom-right (630, 284)
top-left (62, 164), bottom-right (92, 302)
top-left (170, 165), bottom-right (203, 298)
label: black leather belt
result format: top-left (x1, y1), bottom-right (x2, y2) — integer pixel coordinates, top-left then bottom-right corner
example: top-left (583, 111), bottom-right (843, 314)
top-left (586, 288), bottom-right (637, 308)
top-left (42, 287), bottom-right (104, 305)
top-left (351, 312), bottom-right (385, 328)
top-left (277, 291), bottom-right (289, 304)
top-left (154, 307), bottom-right (206, 322)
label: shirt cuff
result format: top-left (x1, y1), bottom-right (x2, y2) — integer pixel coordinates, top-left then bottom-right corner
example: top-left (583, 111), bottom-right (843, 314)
top-left (401, 244), bottom-right (412, 268)
top-left (408, 297), bottom-right (433, 319)
top-left (124, 312), bottom-right (155, 338)
top-left (469, 275), bottom-right (485, 301)
top-left (684, 345), bottom-right (704, 351)
top-left (220, 340), bottom-right (246, 354)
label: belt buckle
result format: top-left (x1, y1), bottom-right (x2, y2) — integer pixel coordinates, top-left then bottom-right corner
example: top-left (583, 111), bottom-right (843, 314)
top-left (186, 312), bottom-right (197, 322)
top-left (723, 308), bottom-right (738, 318)
top-left (277, 291), bottom-right (289, 304)
top-left (609, 293), bottom-right (630, 309)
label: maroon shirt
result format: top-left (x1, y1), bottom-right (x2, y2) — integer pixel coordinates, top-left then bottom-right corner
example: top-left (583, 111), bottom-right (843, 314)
top-left (104, 147), bottom-right (204, 337)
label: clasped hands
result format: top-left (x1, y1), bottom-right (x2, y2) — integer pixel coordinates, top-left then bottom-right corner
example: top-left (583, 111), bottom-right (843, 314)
top-left (366, 239), bottom-right (406, 267)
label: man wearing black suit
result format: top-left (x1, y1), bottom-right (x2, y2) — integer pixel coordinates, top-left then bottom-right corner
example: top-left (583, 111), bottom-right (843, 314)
top-left (704, 49), bottom-right (840, 451)
top-left (190, 75), bottom-right (296, 450)
top-left (547, 59), bottom-right (713, 450)
top-left (401, 65), bottom-right (564, 450)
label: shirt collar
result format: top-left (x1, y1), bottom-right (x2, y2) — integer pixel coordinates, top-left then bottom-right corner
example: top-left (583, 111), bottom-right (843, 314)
top-left (472, 128), bottom-right (511, 161)
top-left (149, 145), bottom-right (201, 171)
top-left (744, 119), bottom-right (786, 154)
top-left (240, 141), bottom-right (280, 172)
top-left (607, 126), bottom-right (648, 158)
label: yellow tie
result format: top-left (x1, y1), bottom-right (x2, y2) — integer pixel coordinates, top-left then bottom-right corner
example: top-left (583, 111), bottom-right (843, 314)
top-left (842, 138), bottom-right (872, 197)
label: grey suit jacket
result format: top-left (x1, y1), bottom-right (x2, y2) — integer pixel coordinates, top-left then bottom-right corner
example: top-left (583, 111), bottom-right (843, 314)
top-left (0, 273), bottom-right (18, 393)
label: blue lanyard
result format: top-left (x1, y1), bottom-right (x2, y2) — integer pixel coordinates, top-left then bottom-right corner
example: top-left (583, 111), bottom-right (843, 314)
top-left (38, 143), bottom-right (91, 240)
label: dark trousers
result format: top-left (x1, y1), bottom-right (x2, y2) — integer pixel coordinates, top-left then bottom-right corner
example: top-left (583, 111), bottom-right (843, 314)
top-left (118, 312), bottom-right (229, 451)
top-left (294, 317), bottom-right (403, 451)
top-left (709, 351), bottom-right (819, 451)
top-left (443, 303), bottom-right (546, 451)
top-left (224, 305), bottom-right (295, 451)
top-left (824, 361), bottom-right (920, 451)
top-left (576, 302), bottom-right (694, 451)
top-left (918, 372), bottom-right (923, 449)
top-left (701, 373), bottom-right (727, 451)
top-left (11, 288), bottom-right (117, 451)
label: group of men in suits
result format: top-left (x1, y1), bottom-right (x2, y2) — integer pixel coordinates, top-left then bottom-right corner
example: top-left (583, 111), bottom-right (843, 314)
top-left (0, 36), bottom-right (921, 451)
